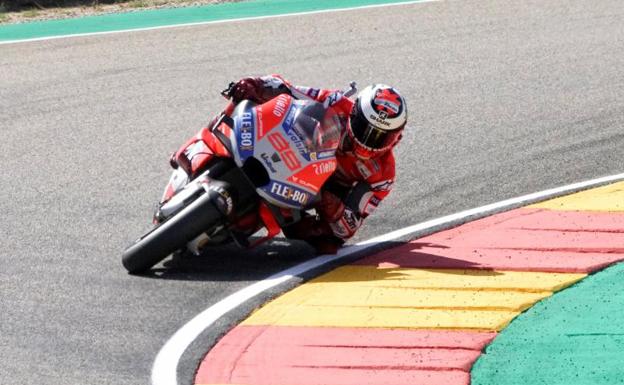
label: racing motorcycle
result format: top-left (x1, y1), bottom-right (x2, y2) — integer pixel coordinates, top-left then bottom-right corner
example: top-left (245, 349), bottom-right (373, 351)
top-left (121, 82), bottom-right (357, 274)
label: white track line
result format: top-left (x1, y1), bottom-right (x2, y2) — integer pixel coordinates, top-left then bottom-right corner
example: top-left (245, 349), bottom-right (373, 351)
top-left (0, 0), bottom-right (439, 45)
top-left (152, 172), bottom-right (624, 385)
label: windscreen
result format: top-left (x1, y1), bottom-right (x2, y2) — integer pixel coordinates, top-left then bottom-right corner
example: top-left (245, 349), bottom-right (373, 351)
top-left (290, 101), bottom-right (342, 154)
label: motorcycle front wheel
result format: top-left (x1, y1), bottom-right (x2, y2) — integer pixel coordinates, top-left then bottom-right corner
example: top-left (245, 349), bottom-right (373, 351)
top-left (121, 192), bottom-right (223, 274)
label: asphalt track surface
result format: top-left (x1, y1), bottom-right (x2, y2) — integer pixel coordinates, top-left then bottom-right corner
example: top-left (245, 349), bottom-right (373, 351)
top-left (1, 1), bottom-right (623, 384)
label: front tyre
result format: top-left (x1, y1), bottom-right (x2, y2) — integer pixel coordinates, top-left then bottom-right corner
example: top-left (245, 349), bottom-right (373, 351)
top-left (121, 191), bottom-right (224, 274)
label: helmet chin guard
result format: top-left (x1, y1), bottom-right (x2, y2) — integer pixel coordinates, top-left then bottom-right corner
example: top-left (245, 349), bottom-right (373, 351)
top-left (347, 84), bottom-right (407, 159)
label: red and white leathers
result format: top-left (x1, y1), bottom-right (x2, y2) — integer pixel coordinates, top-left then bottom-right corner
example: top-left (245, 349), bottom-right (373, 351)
top-left (231, 75), bottom-right (397, 254)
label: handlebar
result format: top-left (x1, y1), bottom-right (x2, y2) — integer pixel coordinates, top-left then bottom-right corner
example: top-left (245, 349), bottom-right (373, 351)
top-left (343, 81), bottom-right (358, 98)
top-left (221, 82), bottom-right (236, 99)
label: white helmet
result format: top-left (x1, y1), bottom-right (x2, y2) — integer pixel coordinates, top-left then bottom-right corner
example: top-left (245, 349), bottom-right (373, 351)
top-left (347, 84), bottom-right (407, 159)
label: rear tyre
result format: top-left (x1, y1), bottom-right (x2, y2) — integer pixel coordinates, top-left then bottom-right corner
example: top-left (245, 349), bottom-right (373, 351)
top-left (121, 192), bottom-right (223, 274)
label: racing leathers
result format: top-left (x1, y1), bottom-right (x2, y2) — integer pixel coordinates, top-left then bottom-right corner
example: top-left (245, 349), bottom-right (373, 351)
top-left (230, 75), bottom-right (396, 254)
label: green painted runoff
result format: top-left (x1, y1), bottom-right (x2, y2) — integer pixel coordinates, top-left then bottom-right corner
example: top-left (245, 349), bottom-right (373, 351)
top-left (471, 262), bottom-right (624, 385)
top-left (0, 0), bottom-right (429, 42)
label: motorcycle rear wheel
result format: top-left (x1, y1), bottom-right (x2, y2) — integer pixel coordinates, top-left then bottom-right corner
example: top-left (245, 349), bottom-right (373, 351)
top-left (121, 192), bottom-right (222, 274)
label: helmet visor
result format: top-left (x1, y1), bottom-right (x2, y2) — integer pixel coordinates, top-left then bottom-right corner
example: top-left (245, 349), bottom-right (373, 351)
top-left (350, 111), bottom-right (401, 150)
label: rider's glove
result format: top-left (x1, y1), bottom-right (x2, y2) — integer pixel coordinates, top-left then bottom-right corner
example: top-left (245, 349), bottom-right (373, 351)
top-left (318, 186), bottom-right (366, 240)
top-left (317, 190), bottom-right (345, 222)
top-left (229, 77), bottom-right (263, 103)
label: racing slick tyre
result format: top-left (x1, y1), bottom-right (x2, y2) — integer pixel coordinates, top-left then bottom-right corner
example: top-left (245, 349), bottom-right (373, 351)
top-left (121, 191), bottom-right (224, 274)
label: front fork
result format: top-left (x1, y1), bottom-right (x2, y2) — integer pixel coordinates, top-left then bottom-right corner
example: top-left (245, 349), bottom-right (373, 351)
top-left (158, 168), bottom-right (190, 217)
top-left (157, 170), bottom-right (304, 257)
top-left (155, 169), bottom-right (206, 223)
top-left (155, 167), bottom-right (238, 255)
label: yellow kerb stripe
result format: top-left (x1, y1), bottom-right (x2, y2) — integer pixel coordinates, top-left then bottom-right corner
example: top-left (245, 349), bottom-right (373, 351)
top-left (308, 266), bottom-right (584, 291)
top-left (271, 285), bottom-right (551, 311)
top-left (241, 266), bottom-right (584, 331)
top-left (243, 305), bottom-right (518, 331)
top-left (529, 181), bottom-right (624, 211)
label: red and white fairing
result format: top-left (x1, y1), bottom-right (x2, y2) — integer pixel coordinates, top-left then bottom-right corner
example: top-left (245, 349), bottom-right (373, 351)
top-left (228, 94), bottom-right (341, 210)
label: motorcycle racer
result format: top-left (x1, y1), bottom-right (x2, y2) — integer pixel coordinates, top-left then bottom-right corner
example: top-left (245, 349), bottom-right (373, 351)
top-left (228, 75), bottom-right (407, 254)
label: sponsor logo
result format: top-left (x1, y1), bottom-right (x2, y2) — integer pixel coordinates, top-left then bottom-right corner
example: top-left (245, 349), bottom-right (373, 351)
top-left (273, 94), bottom-right (289, 117)
top-left (356, 161), bottom-right (373, 179)
top-left (285, 128), bottom-right (309, 157)
top-left (364, 195), bottom-right (380, 216)
top-left (256, 108), bottom-right (265, 138)
top-left (326, 91), bottom-right (342, 107)
top-left (370, 113), bottom-right (391, 127)
top-left (270, 182), bottom-right (309, 205)
top-left (260, 153), bottom-right (277, 173)
top-left (239, 112), bottom-right (255, 151)
top-left (371, 180), bottom-right (394, 192)
top-left (283, 104), bottom-right (296, 128)
top-left (373, 88), bottom-right (402, 118)
top-left (330, 208), bottom-right (361, 238)
top-left (271, 152), bottom-right (281, 163)
top-left (343, 208), bottom-right (358, 230)
top-left (282, 108), bottom-right (308, 158)
top-left (312, 160), bottom-right (337, 175)
top-left (370, 159), bottom-right (381, 173)
top-left (317, 150), bottom-right (335, 159)
top-left (241, 112), bottom-right (253, 132)
top-left (289, 175), bottom-right (319, 192)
